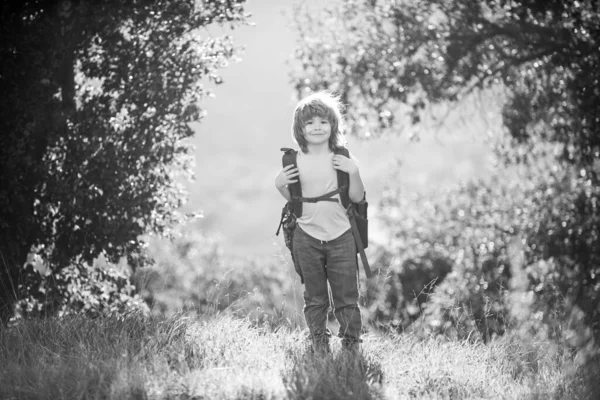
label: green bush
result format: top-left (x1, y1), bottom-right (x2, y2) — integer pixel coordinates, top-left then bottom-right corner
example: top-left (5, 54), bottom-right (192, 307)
top-left (134, 228), bottom-right (302, 327)
top-left (364, 249), bottom-right (452, 333)
top-left (0, 0), bottom-right (250, 323)
top-left (13, 254), bottom-right (148, 321)
top-left (369, 150), bottom-right (600, 345)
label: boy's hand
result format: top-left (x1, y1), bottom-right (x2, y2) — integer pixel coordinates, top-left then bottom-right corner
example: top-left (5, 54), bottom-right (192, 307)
top-left (333, 155), bottom-right (358, 175)
top-left (275, 164), bottom-right (299, 189)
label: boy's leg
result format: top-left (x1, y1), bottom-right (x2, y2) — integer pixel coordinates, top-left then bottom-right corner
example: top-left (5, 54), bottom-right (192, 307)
top-left (325, 229), bottom-right (362, 350)
top-left (293, 226), bottom-right (331, 352)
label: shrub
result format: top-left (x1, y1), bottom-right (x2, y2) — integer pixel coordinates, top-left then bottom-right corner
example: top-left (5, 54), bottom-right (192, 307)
top-left (134, 228), bottom-right (302, 327)
top-left (370, 150), bottom-right (600, 345)
top-left (13, 253), bottom-right (148, 321)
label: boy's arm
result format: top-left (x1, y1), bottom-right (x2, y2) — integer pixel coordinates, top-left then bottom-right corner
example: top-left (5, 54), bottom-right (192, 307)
top-left (348, 169), bottom-right (365, 203)
top-left (333, 152), bottom-right (365, 203)
top-left (275, 164), bottom-right (299, 201)
top-left (277, 185), bottom-right (292, 202)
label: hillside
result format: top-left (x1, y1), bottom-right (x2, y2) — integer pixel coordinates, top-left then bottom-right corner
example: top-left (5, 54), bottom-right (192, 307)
top-left (1, 312), bottom-right (595, 399)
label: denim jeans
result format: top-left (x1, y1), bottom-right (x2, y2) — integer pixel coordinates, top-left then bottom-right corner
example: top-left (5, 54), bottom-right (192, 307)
top-left (293, 225), bottom-right (362, 350)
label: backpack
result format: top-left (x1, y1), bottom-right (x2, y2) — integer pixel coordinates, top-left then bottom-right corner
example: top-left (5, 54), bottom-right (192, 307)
top-left (275, 147), bottom-right (371, 283)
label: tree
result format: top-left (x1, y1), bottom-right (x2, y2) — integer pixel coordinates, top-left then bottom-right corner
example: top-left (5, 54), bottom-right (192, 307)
top-left (0, 0), bottom-right (250, 322)
top-left (292, 0), bottom-right (599, 158)
top-left (291, 0), bottom-right (600, 337)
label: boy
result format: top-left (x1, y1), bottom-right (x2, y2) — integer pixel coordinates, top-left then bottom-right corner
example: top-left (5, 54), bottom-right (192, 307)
top-left (275, 91), bottom-right (365, 353)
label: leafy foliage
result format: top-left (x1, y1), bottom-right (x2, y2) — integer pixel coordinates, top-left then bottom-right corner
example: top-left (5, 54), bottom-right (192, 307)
top-left (291, 0), bottom-right (600, 341)
top-left (292, 0), bottom-right (600, 157)
top-left (365, 148), bottom-right (600, 344)
top-left (0, 0), bottom-right (250, 321)
top-left (134, 228), bottom-right (302, 327)
top-left (14, 255), bottom-right (148, 320)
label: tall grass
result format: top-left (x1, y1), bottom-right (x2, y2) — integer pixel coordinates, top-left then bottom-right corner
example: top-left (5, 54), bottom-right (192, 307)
top-left (1, 311), bottom-right (598, 399)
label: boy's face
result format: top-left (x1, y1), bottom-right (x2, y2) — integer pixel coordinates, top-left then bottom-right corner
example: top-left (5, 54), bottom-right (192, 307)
top-left (303, 115), bottom-right (332, 147)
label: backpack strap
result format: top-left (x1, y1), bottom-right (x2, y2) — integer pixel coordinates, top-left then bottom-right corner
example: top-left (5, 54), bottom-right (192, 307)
top-left (293, 186), bottom-right (346, 203)
top-left (335, 147), bottom-right (372, 278)
top-left (281, 148), bottom-right (303, 217)
top-left (347, 204), bottom-right (372, 278)
top-left (275, 203), bottom-right (290, 236)
top-left (334, 147), bottom-right (351, 209)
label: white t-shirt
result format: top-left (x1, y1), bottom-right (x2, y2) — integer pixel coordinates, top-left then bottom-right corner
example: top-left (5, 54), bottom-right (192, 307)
top-left (296, 150), bottom-right (351, 241)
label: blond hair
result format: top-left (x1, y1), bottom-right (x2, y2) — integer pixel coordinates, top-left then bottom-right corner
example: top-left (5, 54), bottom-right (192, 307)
top-left (291, 91), bottom-right (346, 153)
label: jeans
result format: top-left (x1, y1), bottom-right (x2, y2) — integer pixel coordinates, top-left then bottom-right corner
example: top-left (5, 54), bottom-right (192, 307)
top-left (293, 225), bottom-right (362, 350)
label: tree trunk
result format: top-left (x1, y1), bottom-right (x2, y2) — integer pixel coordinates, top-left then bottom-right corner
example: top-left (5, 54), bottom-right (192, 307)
top-left (0, 243), bottom-right (31, 325)
top-left (0, 3), bottom-right (79, 325)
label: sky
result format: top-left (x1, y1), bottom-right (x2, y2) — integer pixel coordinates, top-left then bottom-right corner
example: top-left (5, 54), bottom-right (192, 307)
top-left (182, 0), bottom-right (503, 258)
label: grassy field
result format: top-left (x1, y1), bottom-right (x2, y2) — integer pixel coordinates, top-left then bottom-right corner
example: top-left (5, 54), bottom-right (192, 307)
top-left (1, 312), bottom-right (598, 400)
